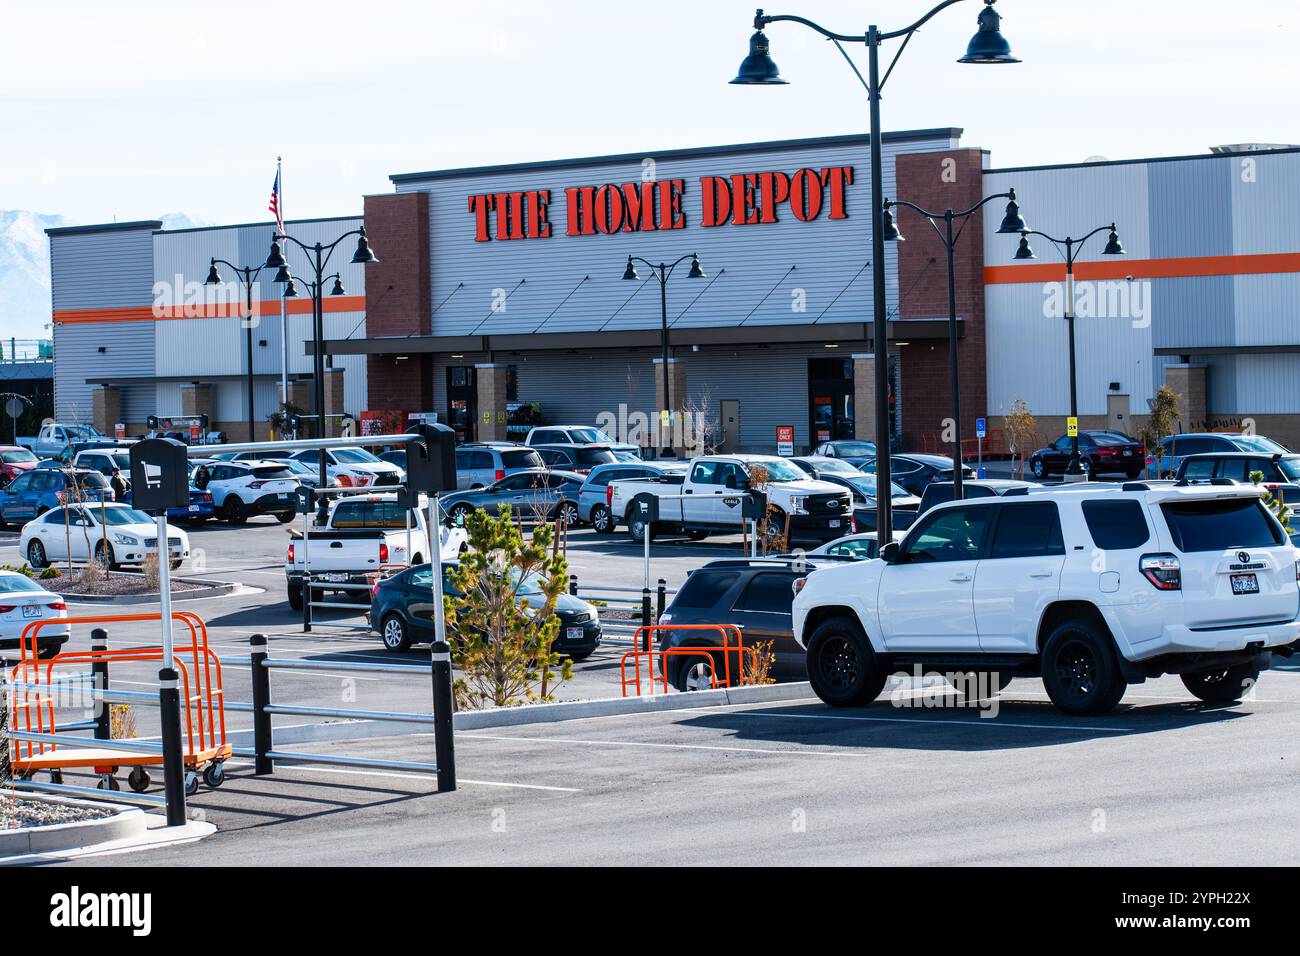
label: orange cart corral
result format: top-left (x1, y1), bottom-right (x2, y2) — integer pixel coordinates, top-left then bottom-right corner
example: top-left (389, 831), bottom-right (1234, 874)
top-left (6, 611), bottom-right (231, 795)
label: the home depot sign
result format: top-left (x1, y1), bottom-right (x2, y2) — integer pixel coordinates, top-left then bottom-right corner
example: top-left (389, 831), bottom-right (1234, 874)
top-left (466, 166), bottom-right (855, 242)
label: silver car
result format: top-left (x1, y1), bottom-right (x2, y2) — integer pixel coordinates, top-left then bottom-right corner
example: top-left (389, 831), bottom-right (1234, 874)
top-left (575, 461), bottom-right (690, 533)
top-left (453, 443), bottom-right (546, 490)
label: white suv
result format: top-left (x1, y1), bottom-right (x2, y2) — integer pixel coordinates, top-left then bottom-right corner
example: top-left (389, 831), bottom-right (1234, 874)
top-left (206, 460), bottom-right (300, 525)
top-left (792, 481), bottom-right (1300, 715)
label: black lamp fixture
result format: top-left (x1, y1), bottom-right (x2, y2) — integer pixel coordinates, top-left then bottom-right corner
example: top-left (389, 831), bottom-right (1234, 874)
top-left (330, 277), bottom-right (346, 296)
top-left (1103, 228), bottom-right (1126, 256)
top-left (730, 25), bottom-right (787, 85)
top-left (1014, 235), bottom-right (1036, 259)
top-left (264, 238), bottom-right (287, 270)
top-left (205, 260), bottom-right (221, 285)
top-left (283, 279), bottom-right (299, 298)
top-left (622, 256), bottom-right (638, 281)
top-left (997, 189), bottom-right (1028, 234)
top-left (957, 0), bottom-right (1020, 64)
top-left (351, 227), bottom-right (378, 265)
top-left (687, 254), bottom-right (706, 279)
top-left (881, 206), bottom-right (903, 242)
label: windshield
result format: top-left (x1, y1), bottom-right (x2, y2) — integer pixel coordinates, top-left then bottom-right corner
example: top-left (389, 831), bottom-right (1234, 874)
top-left (568, 428), bottom-right (612, 444)
top-left (64, 425), bottom-right (103, 440)
top-left (333, 448), bottom-right (383, 464)
top-left (1232, 435), bottom-right (1288, 454)
top-left (0, 574), bottom-right (43, 594)
top-left (91, 507), bottom-right (153, 526)
top-left (252, 467), bottom-right (295, 480)
top-left (0, 449), bottom-right (37, 464)
top-left (833, 442), bottom-right (875, 457)
top-left (511, 570), bottom-right (546, 595)
top-left (500, 449), bottom-right (544, 469)
top-left (1091, 433), bottom-right (1134, 446)
top-left (277, 459), bottom-right (313, 474)
top-left (750, 458), bottom-right (810, 482)
top-left (841, 475), bottom-right (910, 499)
top-left (1278, 459), bottom-right (1300, 482)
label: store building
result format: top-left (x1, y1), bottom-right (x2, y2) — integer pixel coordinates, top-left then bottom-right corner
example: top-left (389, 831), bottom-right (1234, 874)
top-left (47, 132), bottom-right (1300, 453)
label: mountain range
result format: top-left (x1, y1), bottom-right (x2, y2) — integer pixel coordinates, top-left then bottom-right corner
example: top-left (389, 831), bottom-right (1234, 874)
top-left (0, 211), bottom-right (211, 340)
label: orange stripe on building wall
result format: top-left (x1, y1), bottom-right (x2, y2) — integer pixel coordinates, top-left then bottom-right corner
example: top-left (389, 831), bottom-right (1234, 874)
top-left (53, 295), bottom-right (367, 325)
top-left (985, 252), bottom-right (1300, 285)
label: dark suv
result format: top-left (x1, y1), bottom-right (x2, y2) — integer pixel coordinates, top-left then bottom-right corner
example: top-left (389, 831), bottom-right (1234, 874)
top-left (1175, 452), bottom-right (1300, 503)
top-left (657, 558), bottom-right (832, 691)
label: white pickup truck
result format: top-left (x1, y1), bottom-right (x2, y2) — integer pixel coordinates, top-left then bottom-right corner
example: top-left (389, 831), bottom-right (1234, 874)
top-left (284, 493), bottom-right (468, 610)
top-left (609, 454), bottom-right (853, 544)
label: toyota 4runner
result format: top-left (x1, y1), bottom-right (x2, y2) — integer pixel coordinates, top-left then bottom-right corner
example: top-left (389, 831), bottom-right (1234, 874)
top-left (791, 481), bottom-right (1300, 716)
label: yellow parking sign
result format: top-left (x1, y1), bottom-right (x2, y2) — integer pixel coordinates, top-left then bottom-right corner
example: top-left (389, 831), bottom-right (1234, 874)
top-left (1067, 417), bottom-right (1078, 437)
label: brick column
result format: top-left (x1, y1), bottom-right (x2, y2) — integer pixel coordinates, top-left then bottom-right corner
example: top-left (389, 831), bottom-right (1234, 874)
top-left (323, 369), bottom-right (346, 437)
top-left (653, 358), bottom-right (688, 455)
top-left (287, 380), bottom-right (312, 416)
top-left (363, 192), bottom-right (431, 414)
top-left (853, 354), bottom-right (877, 443)
top-left (181, 384), bottom-right (213, 421)
top-left (475, 363), bottom-right (509, 441)
top-left (92, 386), bottom-right (122, 436)
top-left (1164, 364), bottom-right (1208, 431)
top-left (893, 149), bottom-right (989, 450)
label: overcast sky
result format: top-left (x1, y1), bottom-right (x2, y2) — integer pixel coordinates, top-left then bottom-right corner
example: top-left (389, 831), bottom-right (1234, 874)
top-left (3, 0), bottom-right (1297, 225)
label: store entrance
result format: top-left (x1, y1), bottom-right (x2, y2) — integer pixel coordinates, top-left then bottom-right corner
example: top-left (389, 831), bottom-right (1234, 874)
top-left (446, 365), bottom-right (476, 443)
top-left (807, 357), bottom-right (855, 447)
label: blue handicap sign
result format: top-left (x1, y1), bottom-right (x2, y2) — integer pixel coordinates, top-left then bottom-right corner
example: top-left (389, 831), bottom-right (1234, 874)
top-left (975, 418), bottom-right (987, 439)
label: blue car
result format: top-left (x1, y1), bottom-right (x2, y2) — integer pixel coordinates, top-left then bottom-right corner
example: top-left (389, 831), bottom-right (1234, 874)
top-left (0, 468), bottom-right (114, 528)
top-left (124, 486), bottom-right (216, 523)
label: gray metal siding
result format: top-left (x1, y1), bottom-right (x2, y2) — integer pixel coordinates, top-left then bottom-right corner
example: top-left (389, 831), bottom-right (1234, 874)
top-left (1150, 276), bottom-right (1234, 351)
top-left (1148, 159), bottom-right (1233, 259)
top-left (401, 135), bottom-right (957, 340)
top-left (53, 321), bottom-right (155, 422)
top-left (50, 227), bottom-right (156, 310)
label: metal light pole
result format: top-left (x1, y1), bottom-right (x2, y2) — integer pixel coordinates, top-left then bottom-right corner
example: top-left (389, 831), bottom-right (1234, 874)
top-left (622, 253), bottom-right (705, 456)
top-left (205, 260), bottom-right (266, 442)
top-left (731, 0), bottom-right (1019, 541)
top-left (882, 189), bottom-right (1026, 498)
top-left (1013, 225), bottom-right (1126, 477)
top-left (266, 228), bottom-right (378, 492)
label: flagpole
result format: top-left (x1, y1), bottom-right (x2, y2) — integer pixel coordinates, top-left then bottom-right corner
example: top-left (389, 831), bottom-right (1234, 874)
top-left (277, 156), bottom-right (289, 418)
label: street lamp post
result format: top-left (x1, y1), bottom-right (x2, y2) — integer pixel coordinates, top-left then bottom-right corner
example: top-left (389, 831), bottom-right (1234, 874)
top-left (730, 0), bottom-right (1019, 541)
top-left (622, 253), bottom-right (705, 456)
top-left (266, 228), bottom-right (378, 492)
top-left (881, 189), bottom-right (1027, 499)
top-left (205, 259), bottom-right (266, 442)
top-left (1013, 224), bottom-right (1126, 477)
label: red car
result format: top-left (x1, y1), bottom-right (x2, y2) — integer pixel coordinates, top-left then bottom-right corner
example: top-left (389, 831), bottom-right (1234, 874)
top-left (0, 446), bottom-right (38, 488)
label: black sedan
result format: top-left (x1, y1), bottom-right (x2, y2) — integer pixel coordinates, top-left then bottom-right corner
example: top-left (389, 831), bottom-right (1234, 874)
top-left (1028, 430), bottom-right (1145, 479)
top-left (861, 453), bottom-right (975, 497)
top-left (369, 562), bottom-right (601, 661)
top-left (438, 469), bottom-right (586, 526)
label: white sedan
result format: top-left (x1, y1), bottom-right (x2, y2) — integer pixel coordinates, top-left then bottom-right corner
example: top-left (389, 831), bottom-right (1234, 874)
top-left (20, 504), bottom-right (190, 571)
top-left (0, 570), bottom-right (69, 658)
top-left (288, 447), bottom-right (405, 488)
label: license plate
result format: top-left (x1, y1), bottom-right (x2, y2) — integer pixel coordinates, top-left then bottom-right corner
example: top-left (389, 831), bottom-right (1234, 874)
top-left (323, 572), bottom-right (349, 583)
top-left (1230, 573), bottom-right (1259, 595)
top-left (566, 627), bottom-right (584, 640)
top-left (828, 519), bottom-right (841, 528)
top-left (1123, 449), bottom-right (1132, 456)
top-left (22, 605), bottom-right (41, 619)
top-left (277, 493), bottom-right (290, 499)
top-left (188, 505), bottom-right (200, 512)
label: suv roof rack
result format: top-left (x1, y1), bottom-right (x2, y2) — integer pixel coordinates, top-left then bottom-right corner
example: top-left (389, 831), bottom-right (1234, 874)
top-left (1122, 481), bottom-right (1151, 491)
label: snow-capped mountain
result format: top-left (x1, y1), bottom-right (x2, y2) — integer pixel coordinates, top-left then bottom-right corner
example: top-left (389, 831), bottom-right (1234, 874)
top-left (0, 211), bottom-right (213, 339)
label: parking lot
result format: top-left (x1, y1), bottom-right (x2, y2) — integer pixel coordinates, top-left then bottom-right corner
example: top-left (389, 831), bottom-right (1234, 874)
top-left (5, 499), bottom-right (1300, 866)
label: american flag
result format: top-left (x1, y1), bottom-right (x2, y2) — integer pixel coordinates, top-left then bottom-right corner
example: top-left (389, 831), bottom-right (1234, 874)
top-left (268, 162), bottom-right (284, 237)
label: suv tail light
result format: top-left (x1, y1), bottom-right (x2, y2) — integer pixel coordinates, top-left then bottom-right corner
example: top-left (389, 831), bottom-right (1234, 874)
top-left (371, 580), bottom-right (382, 601)
top-left (495, 469), bottom-right (505, 482)
top-left (1140, 553), bottom-right (1181, 591)
top-left (606, 484), bottom-right (614, 506)
top-left (379, 542), bottom-right (389, 564)
top-left (248, 480), bottom-right (266, 489)
top-left (0, 605), bottom-right (14, 614)
top-left (286, 543), bottom-right (295, 563)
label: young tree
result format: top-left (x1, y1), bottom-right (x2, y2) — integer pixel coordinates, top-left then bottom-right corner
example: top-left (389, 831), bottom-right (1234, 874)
top-left (1250, 470), bottom-right (1293, 531)
top-left (1138, 385), bottom-right (1182, 478)
top-left (1002, 399), bottom-right (1037, 480)
top-left (445, 504), bottom-right (572, 709)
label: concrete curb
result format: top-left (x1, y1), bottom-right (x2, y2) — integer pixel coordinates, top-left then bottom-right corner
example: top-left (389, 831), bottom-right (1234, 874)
top-left (225, 682), bottom-right (817, 749)
top-left (60, 578), bottom-right (237, 605)
top-left (0, 794), bottom-right (146, 858)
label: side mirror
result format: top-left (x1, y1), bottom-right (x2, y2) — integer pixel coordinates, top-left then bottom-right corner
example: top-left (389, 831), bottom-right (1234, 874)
top-left (879, 542), bottom-right (901, 564)
top-left (724, 474), bottom-right (738, 489)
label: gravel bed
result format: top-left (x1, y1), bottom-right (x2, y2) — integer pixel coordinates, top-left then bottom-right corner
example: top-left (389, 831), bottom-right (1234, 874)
top-left (0, 794), bottom-right (117, 830)
top-left (35, 571), bottom-right (203, 598)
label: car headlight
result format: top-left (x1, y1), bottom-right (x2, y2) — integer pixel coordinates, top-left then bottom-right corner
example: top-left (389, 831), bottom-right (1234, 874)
top-left (790, 496), bottom-right (807, 514)
top-left (113, 533), bottom-right (139, 546)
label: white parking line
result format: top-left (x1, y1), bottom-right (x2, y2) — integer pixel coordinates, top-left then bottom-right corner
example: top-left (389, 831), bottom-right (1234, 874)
top-left (736, 710), bottom-right (1135, 733)
top-left (261, 762), bottom-right (580, 792)
top-left (459, 731), bottom-right (882, 758)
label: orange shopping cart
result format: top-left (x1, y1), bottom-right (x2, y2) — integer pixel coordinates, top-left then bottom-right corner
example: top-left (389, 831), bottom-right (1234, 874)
top-left (5, 611), bottom-right (231, 796)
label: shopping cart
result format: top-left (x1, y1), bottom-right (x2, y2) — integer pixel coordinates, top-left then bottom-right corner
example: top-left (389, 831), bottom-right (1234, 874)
top-left (6, 611), bottom-right (231, 795)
